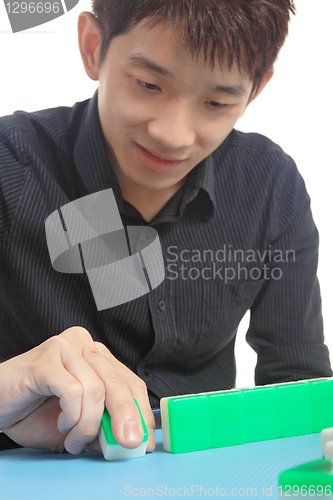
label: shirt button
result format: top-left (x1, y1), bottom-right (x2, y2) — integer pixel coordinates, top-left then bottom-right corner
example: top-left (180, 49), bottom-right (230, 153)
top-left (158, 300), bottom-right (166, 311)
top-left (144, 366), bottom-right (151, 376)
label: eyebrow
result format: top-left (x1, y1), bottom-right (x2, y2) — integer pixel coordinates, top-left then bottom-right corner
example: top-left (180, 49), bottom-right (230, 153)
top-left (208, 84), bottom-right (247, 97)
top-left (127, 54), bottom-right (175, 78)
top-left (127, 53), bottom-right (247, 96)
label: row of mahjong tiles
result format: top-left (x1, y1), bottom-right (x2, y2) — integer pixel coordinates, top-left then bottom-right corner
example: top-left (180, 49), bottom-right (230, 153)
top-left (161, 378), bottom-right (333, 454)
top-left (99, 377), bottom-right (333, 459)
top-left (98, 378), bottom-right (333, 489)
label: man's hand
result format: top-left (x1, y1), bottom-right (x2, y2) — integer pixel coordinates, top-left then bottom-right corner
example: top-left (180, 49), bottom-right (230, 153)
top-left (0, 327), bottom-right (155, 455)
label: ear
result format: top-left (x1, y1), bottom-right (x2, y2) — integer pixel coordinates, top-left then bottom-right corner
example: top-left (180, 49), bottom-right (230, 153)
top-left (241, 67), bottom-right (274, 115)
top-left (78, 12), bottom-right (101, 81)
top-left (249, 67), bottom-right (274, 102)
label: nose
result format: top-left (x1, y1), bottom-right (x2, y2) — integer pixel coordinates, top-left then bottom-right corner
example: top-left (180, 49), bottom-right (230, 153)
top-left (147, 103), bottom-right (196, 151)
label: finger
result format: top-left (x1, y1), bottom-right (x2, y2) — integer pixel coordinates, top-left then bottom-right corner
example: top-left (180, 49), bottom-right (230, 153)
top-left (59, 330), bottom-right (154, 451)
top-left (83, 343), bottom-right (149, 450)
top-left (57, 346), bottom-right (106, 454)
top-left (0, 340), bottom-right (84, 431)
top-left (35, 364), bottom-right (83, 433)
top-left (121, 369), bottom-right (156, 453)
top-left (35, 335), bottom-right (105, 454)
top-left (59, 326), bottom-right (94, 354)
top-left (41, 331), bottom-right (100, 438)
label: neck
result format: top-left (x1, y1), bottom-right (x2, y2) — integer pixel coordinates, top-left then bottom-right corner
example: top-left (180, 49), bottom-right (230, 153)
top-left (109, 151), bottom-right (186, 222)
top-left (122, 180), bottom-right (184, 222)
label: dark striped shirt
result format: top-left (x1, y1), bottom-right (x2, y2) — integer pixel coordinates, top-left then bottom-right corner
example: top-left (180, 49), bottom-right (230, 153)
top-left (0, 91), bottom-right (331, 409)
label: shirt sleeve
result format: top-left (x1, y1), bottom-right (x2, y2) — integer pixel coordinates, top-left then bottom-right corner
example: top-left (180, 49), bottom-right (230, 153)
top-left (0, 121), bottom-right (29, 244)
top-left (246, 153), bottom-right (332, 385)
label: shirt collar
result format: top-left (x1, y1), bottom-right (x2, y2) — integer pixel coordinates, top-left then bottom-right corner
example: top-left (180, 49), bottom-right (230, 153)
top-left (74, 90), bottom-right (216, 220)
top-left (73, 90), bottom-right (124, 210)
top-left (180, 153), bottom-right (216, 218)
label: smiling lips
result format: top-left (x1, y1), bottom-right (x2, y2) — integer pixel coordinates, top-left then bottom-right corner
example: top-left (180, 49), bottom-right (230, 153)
top-left (135, 143), bottom-right (185, 173)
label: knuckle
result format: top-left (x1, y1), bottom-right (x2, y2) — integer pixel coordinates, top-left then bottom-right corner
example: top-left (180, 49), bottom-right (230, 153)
top-left (44, 335), bottom-right (67, 350)
top-left (102, 370), bottom-right (122, 388)
top-left (117, 401), bottom-right (140, 420)
top-left (88, 380), bottom-right (106, 402)
top-left (66, 381), bottom-right (83, 399)
top-left (83, 341), bottom-right (112, 361)
top-left (129, 374), bottom-right (147, 394)
top-left (92, 341), bottom-right (111, 357)
top-left (62, 326), bottom-right (93, 343)
top-left (36, 336), bottom-right (69, 360)
top-left (73, 326), bottom-right (93, 342)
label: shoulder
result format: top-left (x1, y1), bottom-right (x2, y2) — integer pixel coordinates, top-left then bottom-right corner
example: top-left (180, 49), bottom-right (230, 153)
top-left (0, 99), bottom-right (89, 240)
top-left (214, 129), bottom-right (305, 194)
top-left (220, 129), bottom-right (284, 154)
top-left (216, 129), bottom-right (293, 171)
top-left (0, 99), bottom-right (88, 161)
top-left (212, 130), bottom-right (312, 236)
top-left (0, 98), bottom-right (90, 187)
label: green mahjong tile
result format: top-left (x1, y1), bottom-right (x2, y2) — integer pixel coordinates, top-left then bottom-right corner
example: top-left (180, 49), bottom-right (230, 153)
top-left (308, 379), bottom-right (333, 432)
top-left (275, 382), bottom-right (314, 437)
top-left (279, 460), bottom-right (333, 492)
top-left (242, 387), bottom-right (279, 442)
top-left (207, 390), bottom-right (246, 447)
top-left (101, 399), bottom-right (148, 445)
top-left (168, 394), bottom-right (211, 453)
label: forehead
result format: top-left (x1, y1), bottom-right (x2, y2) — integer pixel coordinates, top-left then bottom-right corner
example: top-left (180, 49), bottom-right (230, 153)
top-left (107, 18), bottom-right (251, 88)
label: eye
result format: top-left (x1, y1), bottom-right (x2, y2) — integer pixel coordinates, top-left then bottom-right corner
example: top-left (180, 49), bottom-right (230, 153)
top-left (206, 101), bottom-right (228, 109)
top-left (138, 80), bottom-right (161, 91)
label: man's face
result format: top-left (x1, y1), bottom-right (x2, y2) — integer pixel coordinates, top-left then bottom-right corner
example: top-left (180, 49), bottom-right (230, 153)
top-left (97, 19), bottom-right (256, 193)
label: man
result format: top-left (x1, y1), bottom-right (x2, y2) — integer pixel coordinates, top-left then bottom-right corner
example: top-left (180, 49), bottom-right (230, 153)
top-left (0, 0), bottom-right (331, 455)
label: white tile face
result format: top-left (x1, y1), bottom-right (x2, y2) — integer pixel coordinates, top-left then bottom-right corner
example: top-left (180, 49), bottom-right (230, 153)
top-left (160, 398), bottom-right (171, 453)
top-left (321, 428), bottom-right (333, 455)
top-left (98, 428), bottom-right (147, 460)
top-left (323, 441), bottom-right (333, 461)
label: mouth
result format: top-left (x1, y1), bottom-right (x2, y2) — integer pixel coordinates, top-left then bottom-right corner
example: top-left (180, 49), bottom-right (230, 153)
top-left (134, 143), bottom-right (185, 173)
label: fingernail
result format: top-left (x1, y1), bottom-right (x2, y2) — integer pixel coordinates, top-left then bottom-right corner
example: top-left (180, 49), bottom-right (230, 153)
top-left (123, 420), bottom-right (142, 443)
top-left (146, 428), bottom-right (156, 453)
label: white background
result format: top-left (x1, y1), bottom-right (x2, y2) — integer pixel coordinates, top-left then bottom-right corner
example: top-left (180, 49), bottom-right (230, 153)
top-left (0, 0), bottom-right (332, 388)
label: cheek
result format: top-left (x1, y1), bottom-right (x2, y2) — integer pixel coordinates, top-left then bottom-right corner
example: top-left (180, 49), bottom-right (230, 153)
top-left (198, 110), bottom-right (244, 150)
top-left (99, 74), bottom-right (144, 130)
top-left (199, 125), bottom-right (232, 153)
top-left (99, 98), bottom-right (142, 142)
top-left (109, 97), bottom-right (153, 135)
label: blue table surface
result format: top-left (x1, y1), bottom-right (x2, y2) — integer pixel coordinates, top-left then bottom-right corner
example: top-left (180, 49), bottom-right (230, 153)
top-left (0, 430), bottom-right (322, 500)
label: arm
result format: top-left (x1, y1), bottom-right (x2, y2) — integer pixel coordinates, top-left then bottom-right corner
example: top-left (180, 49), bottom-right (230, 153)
top-left (0, 120), bottom-right (155, 455)
top-left (246, 155), bottom-right (332, 384)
